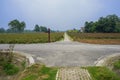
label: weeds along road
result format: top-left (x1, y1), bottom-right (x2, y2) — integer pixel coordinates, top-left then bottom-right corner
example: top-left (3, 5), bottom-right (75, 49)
top-left (0, 33), bottom-right (120, 67)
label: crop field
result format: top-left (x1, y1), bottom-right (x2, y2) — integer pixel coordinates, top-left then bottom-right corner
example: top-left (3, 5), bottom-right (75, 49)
top-left (0, 32), bottom-right (64, 44)
top-left (67, 32), bottom-right (120, 44)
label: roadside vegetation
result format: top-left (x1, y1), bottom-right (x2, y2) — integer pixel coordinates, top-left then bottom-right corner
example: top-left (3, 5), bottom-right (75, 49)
top-left (0, 51), bottom-right (19, 75)
top-left (113, 60), bottom-right (120, 77)
top-left (0, 45), bottom-right (19, 75)
top-left (67, 32), bottom-right (120, 44)
top-left (0, 44), bottom-right (58, 80)
top-left (114, 60), bottom-right (120, 69)
top-left (85, 66), bottom-right (120, 80)
top-left (0, 45), bottom-right (27, 80)
top-left (0, 32), bottom-right (64, 44)
top-left (18, 64), bottom-right (57, 80)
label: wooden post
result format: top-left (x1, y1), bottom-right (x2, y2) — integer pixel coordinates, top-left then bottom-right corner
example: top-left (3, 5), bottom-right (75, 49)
top-left (48, 28), bottom-right (50, 43)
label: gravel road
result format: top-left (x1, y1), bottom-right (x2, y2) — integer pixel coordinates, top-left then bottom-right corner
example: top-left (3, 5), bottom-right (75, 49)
top-left (0, 33), bottom-right (120, 67)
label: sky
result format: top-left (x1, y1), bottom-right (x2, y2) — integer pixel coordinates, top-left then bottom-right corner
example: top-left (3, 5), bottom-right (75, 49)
top-left (0, 0), bottom-right (120, 31)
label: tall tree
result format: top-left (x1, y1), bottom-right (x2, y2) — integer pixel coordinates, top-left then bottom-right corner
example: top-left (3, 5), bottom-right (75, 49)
top-left (0, 28), bottom-right (5, 33)
top-left (84, 21), bottom-right (96, 32)
top-left (19, 21), bottom-right (26, 32)
top-left (34, 24), bottom-right (40, 32)
top-left (8, 19), bottom-right (26, 32)
top-left (39, 26), bottom-right (47, 32)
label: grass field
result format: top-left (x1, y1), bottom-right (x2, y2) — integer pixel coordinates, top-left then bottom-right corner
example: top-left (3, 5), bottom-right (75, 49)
top-left (67, 32), bottom-right (120, 44)
top-left (0, 32), bottom-right (64, 44)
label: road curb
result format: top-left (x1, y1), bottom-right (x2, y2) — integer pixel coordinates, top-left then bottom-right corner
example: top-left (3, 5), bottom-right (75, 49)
top-left (95, 53), bottom-right (120, 66)
top-left (13, 51), bottom-right (35, 66)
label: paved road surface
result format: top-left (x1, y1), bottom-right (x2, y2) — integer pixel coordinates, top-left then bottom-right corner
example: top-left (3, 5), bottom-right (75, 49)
top-left (57, 67), bottom-right (91, 80)
top-left (0, 33), bottom-right (120, 67)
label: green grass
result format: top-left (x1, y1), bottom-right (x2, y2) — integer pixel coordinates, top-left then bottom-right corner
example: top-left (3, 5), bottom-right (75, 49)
top-left (20, 64), bottom-right (58, 80)
top-left (0, 32), bottom-right (64, 43)
top-left (3, 63), bottom-right (19, 75)
top-left (114, 60), bottom-right (120, 69)
top-left (22, 74), bottom-right (38, 80)
top-left (86, 66), bottom-right (120, 80)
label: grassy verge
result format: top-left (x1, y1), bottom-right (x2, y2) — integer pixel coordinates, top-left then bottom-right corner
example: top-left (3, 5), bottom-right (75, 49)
top-left (114, 60), bottom-right (120, 69)
top-left (18, 64), bottom-right (58, 80)
top-left (67, 32), bottom-right (120, 44)
top-left (0, 52), bottom-right (20, 75)
top-left (85, 66), bottom-right (120, 80)
top-left (0, 51), bottom-right (27, 80)
top-left (113, 60), bottom-right (120, 77)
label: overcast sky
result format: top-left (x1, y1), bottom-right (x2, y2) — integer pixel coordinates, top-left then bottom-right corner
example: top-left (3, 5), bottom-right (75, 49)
top-left (0, 0), bottom-right (120, 31)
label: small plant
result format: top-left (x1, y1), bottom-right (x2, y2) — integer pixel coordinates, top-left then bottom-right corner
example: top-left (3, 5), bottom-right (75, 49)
top-left (3, 63), bottom-right (19, 75)
top-left (8, 44), bottom-right (15, 62)
top-left (21, 60), bottom-right (26, 69)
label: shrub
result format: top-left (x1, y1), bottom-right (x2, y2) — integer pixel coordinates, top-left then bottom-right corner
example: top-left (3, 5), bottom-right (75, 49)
top-left (3, 63), bottom-right (19, 75)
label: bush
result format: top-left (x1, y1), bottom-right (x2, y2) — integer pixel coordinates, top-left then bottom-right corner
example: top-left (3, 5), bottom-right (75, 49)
top-left (3, 63), bottom-right (19, 75)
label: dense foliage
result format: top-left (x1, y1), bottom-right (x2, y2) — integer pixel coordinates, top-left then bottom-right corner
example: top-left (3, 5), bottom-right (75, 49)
top-left (34, 25), bottom-right (48, 32)
top-left (84, 14), bottom-right (120, 33)
top-left (8, 19), bottom-right (26, 33)
top-left (0, 32), bottom-right (64, 43)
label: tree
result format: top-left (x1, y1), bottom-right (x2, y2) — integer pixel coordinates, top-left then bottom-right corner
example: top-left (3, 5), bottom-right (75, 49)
top-left (115, 22), bottom-right (120, 32)
top-left (84, 14), bottom-right (120, 33)
top-left (84, 21), bottom-right (96, 32)
top-left (34, 24), bottom-right (40, 32)
top-left (8, 19), bottom-right (26, 32)
top-left (0, 28), bottom-right (5, 33)
top-left (39, 26), bottom-right (48, 32)
top-left (33, 25), bottom-right (48, 32)
top-left (19, 21), bottom-right (26, 32)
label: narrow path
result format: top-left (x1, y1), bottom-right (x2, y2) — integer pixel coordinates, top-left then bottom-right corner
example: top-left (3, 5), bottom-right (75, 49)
top-left (56, 67), bottom-right (91, 80)
top-left (64, 33), bottom-right (72, 42)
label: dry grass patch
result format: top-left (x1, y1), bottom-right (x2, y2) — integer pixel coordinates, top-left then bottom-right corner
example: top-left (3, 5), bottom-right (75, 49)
top-left (76, 39), bottom-right (120, 44)
top-left (68, 32), bottom-right (120, 44)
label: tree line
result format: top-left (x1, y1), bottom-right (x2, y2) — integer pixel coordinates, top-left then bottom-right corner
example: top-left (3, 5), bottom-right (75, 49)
top-left (0, 19), bottom-right (49, 33)
top-left (84, 14), bottom-right (120, 33)
top-left (1, 14), bottom-right (120, 33)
